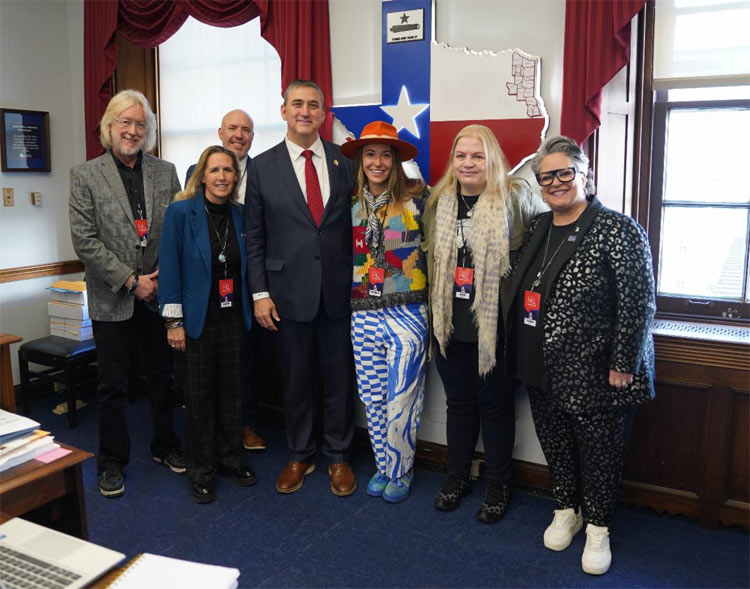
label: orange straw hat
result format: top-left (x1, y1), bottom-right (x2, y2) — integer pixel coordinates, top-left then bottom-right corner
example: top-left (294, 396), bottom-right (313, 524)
top-left (340, 120), bottom-right (418, 161)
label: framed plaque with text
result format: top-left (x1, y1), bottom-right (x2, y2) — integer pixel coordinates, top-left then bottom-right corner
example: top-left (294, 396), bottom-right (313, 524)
top-left (1, 108), bottom-right (51, 172)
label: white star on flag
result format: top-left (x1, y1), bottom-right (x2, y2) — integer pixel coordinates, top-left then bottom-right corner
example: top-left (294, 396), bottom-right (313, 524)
top-left (381, 85), bottom-right (429, 139)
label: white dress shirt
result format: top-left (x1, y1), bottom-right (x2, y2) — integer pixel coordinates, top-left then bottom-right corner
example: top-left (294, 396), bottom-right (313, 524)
top-left (236, 155), bottom-right (248, 204)
top-left (284, 135), bottom-right (330, 207)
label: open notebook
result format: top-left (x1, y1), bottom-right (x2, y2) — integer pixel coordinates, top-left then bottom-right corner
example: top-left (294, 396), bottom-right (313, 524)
top-left (105, 553), bottom-right (240, 589)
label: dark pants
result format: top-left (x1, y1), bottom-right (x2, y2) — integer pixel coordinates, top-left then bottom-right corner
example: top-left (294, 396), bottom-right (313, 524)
top-left (527, 386), bottom-right (630, 528)
top-left (91, 300), bottom-right (180, 473)
top-left (178, 312), bottom-right (245, 486)
top-left (241, 326), bottom-right (263, 427)
top-left (433, 338), bottom-right (515, 485)
top-left (274, 303), bottom-right (354, 463)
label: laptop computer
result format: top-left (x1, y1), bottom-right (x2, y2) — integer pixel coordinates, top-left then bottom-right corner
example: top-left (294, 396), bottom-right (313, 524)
top-left (0, 518), bottom-right (125, 589)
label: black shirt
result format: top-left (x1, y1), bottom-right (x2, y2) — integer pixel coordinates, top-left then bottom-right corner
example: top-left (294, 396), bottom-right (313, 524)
top-left (205, 199), bottom-right (242, 316)
top-left (452, 193), bottom-right (479, 342)
top-left (515, 221), bottom-right (576, 388)
top-left (112, 150), bottom-right (146, 227)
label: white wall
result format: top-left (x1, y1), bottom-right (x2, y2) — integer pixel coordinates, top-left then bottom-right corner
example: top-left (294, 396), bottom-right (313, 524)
top-left (0, 0), bottom-right (85, 382)
top-left (329, 0), bottom-right (565, 463)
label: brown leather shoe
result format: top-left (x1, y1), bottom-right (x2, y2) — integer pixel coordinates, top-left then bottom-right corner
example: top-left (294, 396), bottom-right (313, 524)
top-left (242, 426), bottom-right (266, 451)
top-left (328, 463), bottom-right (357, 496)
top-left (276, 461), bottom-right (315, 494)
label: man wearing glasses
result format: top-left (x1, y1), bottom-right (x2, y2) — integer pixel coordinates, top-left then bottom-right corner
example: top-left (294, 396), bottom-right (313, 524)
top-left (69, 89), bottom-right (185, 498)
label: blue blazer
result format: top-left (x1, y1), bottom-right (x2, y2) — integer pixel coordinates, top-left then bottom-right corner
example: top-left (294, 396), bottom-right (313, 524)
top-left (158, 191), bottom-right (252, 339)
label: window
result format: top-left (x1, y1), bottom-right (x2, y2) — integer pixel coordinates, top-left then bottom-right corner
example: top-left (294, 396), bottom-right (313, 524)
top-left (158, 17), bottom-right (285, 183)
top-left (649, 88), bottom-right (750, 321)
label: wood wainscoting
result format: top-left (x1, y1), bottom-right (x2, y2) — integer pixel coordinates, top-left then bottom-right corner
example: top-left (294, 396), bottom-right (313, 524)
top-left (0, 261), bottom-right (84, 284)
top-left (621, 329), bottom-right (749, 529)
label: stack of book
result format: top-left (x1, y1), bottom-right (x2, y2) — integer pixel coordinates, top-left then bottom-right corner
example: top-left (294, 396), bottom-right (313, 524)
top-left (0, 410), bottom-right (58, 473)
top-left (47, 280), bottom-right (93, 341)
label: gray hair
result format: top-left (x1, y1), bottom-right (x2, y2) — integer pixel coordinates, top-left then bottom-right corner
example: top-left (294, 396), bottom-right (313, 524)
top-left (283, 79), bottom-right (324, 106)
top-left (99, 89), bottom-right (157, 152)
top-left (530, 135), bottom-right (595, 196)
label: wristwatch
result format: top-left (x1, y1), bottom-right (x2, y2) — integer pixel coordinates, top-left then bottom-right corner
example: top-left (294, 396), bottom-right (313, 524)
top-left (126, 273), bottom-right (139, 294)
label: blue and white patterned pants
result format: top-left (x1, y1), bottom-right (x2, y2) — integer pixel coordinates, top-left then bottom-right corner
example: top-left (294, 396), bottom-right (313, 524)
top-left (351, 302), bottom-right (428, 481)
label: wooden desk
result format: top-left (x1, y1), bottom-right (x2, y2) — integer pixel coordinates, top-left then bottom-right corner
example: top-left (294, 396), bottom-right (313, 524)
top-left (0, 332), bottom-right (22, 412)
top-left (0, 442), bottom-right (92, 539)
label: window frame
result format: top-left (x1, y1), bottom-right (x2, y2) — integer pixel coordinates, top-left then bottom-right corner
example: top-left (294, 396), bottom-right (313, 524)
top-left (648, 95), bottom-right (750, 322)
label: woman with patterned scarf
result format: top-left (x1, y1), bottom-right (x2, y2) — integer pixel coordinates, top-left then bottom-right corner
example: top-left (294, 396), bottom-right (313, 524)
top-left (342, 121), bottom-right (429, 503)
top-left (423, 124), bottom-right (546, 522)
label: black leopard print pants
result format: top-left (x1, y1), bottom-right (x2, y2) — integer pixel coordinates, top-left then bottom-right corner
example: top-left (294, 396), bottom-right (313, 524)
top-left (528, 387), bottom-right (629, 528)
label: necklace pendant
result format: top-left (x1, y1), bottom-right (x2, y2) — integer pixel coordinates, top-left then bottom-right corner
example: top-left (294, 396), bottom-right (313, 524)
top-left (466, 210), bottom-right (472, 218)
top-left (218, 253), bottom-right (226, 263)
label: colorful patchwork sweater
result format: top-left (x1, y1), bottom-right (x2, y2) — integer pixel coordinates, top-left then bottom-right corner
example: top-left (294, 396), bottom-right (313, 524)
top-left (351, 189), bottom-right (429, 311)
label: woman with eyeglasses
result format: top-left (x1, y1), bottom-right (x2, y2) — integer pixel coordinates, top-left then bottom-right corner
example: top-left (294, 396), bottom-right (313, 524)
top-left (424, 124), bottom-right (546, 523)
top-left (159, 145), bottom-right (256, 504)
top-left (504, 136), bottom-right (655, 575)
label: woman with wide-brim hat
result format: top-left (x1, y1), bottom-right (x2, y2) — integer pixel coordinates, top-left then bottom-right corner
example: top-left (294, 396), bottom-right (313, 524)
top-left (341, 121), bottom-right (428, 503)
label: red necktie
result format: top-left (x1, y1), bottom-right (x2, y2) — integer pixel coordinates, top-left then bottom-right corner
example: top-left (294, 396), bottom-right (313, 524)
top-left (302, 149), bottom-right (324, 226)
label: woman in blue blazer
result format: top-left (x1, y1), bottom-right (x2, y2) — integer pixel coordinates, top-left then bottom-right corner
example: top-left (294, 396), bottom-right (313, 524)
top-left (159, 145), bottom-right (255, 504)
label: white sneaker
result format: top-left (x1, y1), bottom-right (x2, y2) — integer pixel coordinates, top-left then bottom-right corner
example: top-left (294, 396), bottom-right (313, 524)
top-left (582, 524), bottom-right (612, 575)
top-left (543, 508), bottom-right (583, 551)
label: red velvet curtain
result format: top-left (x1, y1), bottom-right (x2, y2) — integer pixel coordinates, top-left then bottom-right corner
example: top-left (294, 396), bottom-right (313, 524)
top-left (560, 0), bottom-right (646, 145)
top-left (84, 0), bottom-right (333, 159)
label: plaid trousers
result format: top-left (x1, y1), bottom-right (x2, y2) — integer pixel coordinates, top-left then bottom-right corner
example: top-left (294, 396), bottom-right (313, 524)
top-left (177, 311), bottom-right (245, 485)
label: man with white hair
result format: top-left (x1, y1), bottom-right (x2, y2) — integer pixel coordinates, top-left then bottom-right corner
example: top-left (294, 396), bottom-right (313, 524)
top-left (69, 89), bottom-right (185, 498)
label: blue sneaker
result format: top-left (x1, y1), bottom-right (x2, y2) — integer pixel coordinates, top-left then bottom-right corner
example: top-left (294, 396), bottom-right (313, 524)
top-left (366, 472), bottom-right (389, 497)
top-left (383, 472), bottom-right (413, 503)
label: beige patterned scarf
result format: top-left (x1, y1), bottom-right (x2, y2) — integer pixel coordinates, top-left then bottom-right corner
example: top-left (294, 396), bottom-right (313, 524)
top-left (431, 186), bottom-right (510, 375)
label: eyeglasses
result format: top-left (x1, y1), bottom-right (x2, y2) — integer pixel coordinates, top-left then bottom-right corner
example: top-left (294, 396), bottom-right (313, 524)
top-left (535, 167), bottom-right (578, 186)
top-left (114, 117), bottom-right (148, 131)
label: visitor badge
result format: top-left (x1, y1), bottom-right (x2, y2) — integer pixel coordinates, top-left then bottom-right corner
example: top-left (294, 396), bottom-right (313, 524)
top-left (523, 290), bottom-right (541, 327)
top-left (368, 266), bottom-right (384, 297)
top-left (135, 219), bottom-right (148, 247)
top-left (454, 267), bottom-right (474, 300)
top-left (219, 278), bottom-right (234, 308)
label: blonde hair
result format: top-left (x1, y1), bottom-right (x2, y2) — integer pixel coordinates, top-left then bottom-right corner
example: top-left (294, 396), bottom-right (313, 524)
top-left (352, 144), bottom-right (425, 217)
top-left (99, 89), bottom-right (157, 152)
top-left (428, 124), bottom-right (510, 207)
top-left (174, 146), bottom-right (240, 202)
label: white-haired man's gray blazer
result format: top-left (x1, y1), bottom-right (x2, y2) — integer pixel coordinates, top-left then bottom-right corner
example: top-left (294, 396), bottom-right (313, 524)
top-left (69, 151), bottom-right (181, 320)
top-left (69, 149), bottom-right (182, 478)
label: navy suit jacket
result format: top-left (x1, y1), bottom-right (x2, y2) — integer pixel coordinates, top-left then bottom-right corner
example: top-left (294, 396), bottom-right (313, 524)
top-left (158, 192), bottom-right (252, 339)
top-left (245, 139), bottom-right (354, 322)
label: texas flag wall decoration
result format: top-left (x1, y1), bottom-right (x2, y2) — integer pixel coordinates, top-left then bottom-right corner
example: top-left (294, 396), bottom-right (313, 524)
top-left (333, 0), bottom-right (549, 184)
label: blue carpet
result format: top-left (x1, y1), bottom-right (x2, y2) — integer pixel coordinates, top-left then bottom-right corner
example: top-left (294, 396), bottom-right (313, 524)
top-left (26, 390), bottom-right (749, 588)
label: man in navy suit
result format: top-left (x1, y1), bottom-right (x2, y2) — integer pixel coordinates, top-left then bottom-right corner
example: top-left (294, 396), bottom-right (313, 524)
top-left (186, 109), bottom-right (254, 204)
top-left (246, 80), bottom-right (356, 496)
top-left (186, 109), bottom-right (266, 452)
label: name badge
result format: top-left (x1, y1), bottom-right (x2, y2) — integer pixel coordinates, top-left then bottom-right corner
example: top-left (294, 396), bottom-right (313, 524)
top-left (219, 278), bottom-right (234, 308)
top-left (135, 219), bottom-right (148, 248)
top-left (368, 266), bottom-right (384, 297)
top-left (454, 267), bottom-right (474, 300)
top-left (523, 290), bottom-right (541, 327)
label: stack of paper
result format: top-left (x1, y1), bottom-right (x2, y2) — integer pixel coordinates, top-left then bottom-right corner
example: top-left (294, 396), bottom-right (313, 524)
top-left (47, 280), bottom-right (93, 341)
top-left (0, 410), bottom-right (58, 473)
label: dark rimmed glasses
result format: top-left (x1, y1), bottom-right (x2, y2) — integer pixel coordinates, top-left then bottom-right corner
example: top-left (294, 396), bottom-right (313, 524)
top-left (535, 167), bottom-right (578, 186)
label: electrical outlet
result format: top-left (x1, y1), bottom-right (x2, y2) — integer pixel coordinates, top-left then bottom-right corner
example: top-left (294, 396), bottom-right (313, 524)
top-left (3, 187), bottom-right (14, 207)
top-left (30, 191), bottom-right (42, 205)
